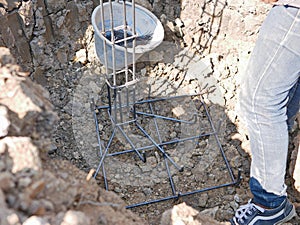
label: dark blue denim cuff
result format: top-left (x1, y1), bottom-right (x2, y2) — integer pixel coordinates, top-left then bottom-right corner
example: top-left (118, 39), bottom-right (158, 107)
top-left (250, 177), bottom-right (286, 208)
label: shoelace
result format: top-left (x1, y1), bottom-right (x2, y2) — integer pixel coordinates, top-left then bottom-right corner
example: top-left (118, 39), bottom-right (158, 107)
top-left (233, 200), bottom-right (265, 224)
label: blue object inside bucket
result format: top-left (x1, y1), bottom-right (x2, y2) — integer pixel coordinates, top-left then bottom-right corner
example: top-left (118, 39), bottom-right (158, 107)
top-left (104, 29), bottom-right (153, 48)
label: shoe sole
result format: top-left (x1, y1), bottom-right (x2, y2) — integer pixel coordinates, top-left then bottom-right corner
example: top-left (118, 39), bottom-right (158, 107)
top-left (275, 205), bottom-right (296, 225)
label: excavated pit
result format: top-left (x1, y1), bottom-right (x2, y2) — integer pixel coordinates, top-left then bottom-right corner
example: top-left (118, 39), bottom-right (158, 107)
top-left (1, 0), bottom-right (299, 224)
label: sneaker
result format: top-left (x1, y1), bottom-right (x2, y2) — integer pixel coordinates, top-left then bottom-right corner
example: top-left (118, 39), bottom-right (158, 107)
top-left (230, 198), bottom-right (296, 225)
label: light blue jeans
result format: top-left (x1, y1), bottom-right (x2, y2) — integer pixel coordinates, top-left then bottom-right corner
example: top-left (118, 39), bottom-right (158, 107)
top-left (239, 5), bottom-right (300, 208)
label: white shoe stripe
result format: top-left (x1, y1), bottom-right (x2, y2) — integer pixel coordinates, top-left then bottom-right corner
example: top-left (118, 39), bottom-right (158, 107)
top-left (248, 208), bottom-right (285, 225)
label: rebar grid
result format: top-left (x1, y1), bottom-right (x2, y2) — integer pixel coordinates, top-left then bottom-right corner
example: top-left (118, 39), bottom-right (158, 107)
top-left (91, 0), bottom-right (241, 208)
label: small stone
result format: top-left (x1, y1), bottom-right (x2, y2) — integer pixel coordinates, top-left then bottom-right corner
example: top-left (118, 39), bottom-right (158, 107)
top-left (196, 193), bottom-right (209, 208)
top-left (170, 131), bottom-right (177, 139)
top-left (40, 199), bottom-right (54, 212)
top-left (61, 210), bottom-right (91, 225)
top-left (147, 156), bottom-right (157, 168)
top-left (23, 216), bottom-right (49, 225)
top-left (172, 106), bottom-right (185, 117)
top-left (28, 200), bottom-right (45, 216)
top-left (56, 16), bottom-right (65, 28)
top-left (27, 180), bottom-right (45, 199)
top-left (234, 194), bottom-right (241, 203)
top-left (59, 172), bottom-right (68, 180)
top-left (200, 206), bottom-right (219, 219)
top-left (74, 49), bottom-right (87, 64)
top-left (6, 213), bottom-right (20, 225)
top-left (114, 187), bottom-right (122, 193)
top-left (19, 193), bottom-right (32, 211)
top-left (141, 68), bottom-right (147, 76)
top-left (73, 151), bottom-right (81, 159)
top-left (140, 164), bottom-right (152, 173)
top-left (173, 156), bottom-right (180, 163)
top-left (143, 187), bottom-right (153, 196)
top-left (175, 18), bottom-right (184, 28)
top-left (6, 193), bottom-right (17, 207)
top-left (229, 201), bottom-right (239, 211)
top-left (0, 171), bottom-right (15, 191)
top-left (186, 171), bottom-right (192, 176)
top-left (47, 143), bottom-right (58, 154)
top-left (18, 176), bottom-right (32, 188)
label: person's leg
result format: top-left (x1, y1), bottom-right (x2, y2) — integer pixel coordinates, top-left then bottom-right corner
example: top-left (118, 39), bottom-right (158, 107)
top-left (239, 5), bottom-right (300, 209)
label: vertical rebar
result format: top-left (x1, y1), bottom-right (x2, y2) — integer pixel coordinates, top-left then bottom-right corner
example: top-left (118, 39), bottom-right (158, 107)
top-left (109, 0), bottom-right (117, 86)
top-left (122, 0), bottom-right (131, 109)
top-left (123, 0), bottom-right (129, 82)
top-left (132, 0), bottom-right (136, 80)
top-left (107, 83), bottom-right (112, 115)
top-left (133, 84), bottom-right (136, 113)
top-left (126, 87), bottom-right (130, 108)
top-left (113, 88), bottom-right (117, 122)
top-left (118, 89), bottom-right (123, 124)
top-left (100, 0), bottom-right (109, 75)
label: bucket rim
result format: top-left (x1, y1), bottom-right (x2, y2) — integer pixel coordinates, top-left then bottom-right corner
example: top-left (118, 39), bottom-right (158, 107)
top-left (91, 1), bottom-right (164, 54)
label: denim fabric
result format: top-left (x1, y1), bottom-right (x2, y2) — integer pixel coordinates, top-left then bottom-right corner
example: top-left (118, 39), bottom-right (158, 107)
top-left (250, 177), bottom-right (287, 208)
top-left (238, 5), bottom-right (300, 208)
top-left (287, 78), bottom-right (300, 130)
top-left (276, 0), bottom-right (300, 8)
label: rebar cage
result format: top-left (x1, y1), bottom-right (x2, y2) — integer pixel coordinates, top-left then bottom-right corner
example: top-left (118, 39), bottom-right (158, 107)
top-left (90, 0), bottom-right (241, 208)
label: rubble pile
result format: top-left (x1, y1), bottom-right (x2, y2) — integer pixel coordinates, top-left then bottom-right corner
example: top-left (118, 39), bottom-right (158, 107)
top-left (0, 48), bottom-right (148, 225)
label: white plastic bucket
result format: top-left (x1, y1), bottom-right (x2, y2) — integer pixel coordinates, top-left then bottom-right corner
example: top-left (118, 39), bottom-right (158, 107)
top-left (92, 1), bottom-right (164, 70)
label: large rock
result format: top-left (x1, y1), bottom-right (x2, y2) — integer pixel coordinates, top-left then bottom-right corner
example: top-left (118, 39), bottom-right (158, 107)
top-left (0, 106), bottom-right (10, 137)
top-left (160, 203), bottom-right (230, 225)
top-left (0, 137), bottom-right (41, 173)
top-left (0, 47), bottom-right (57, 152)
